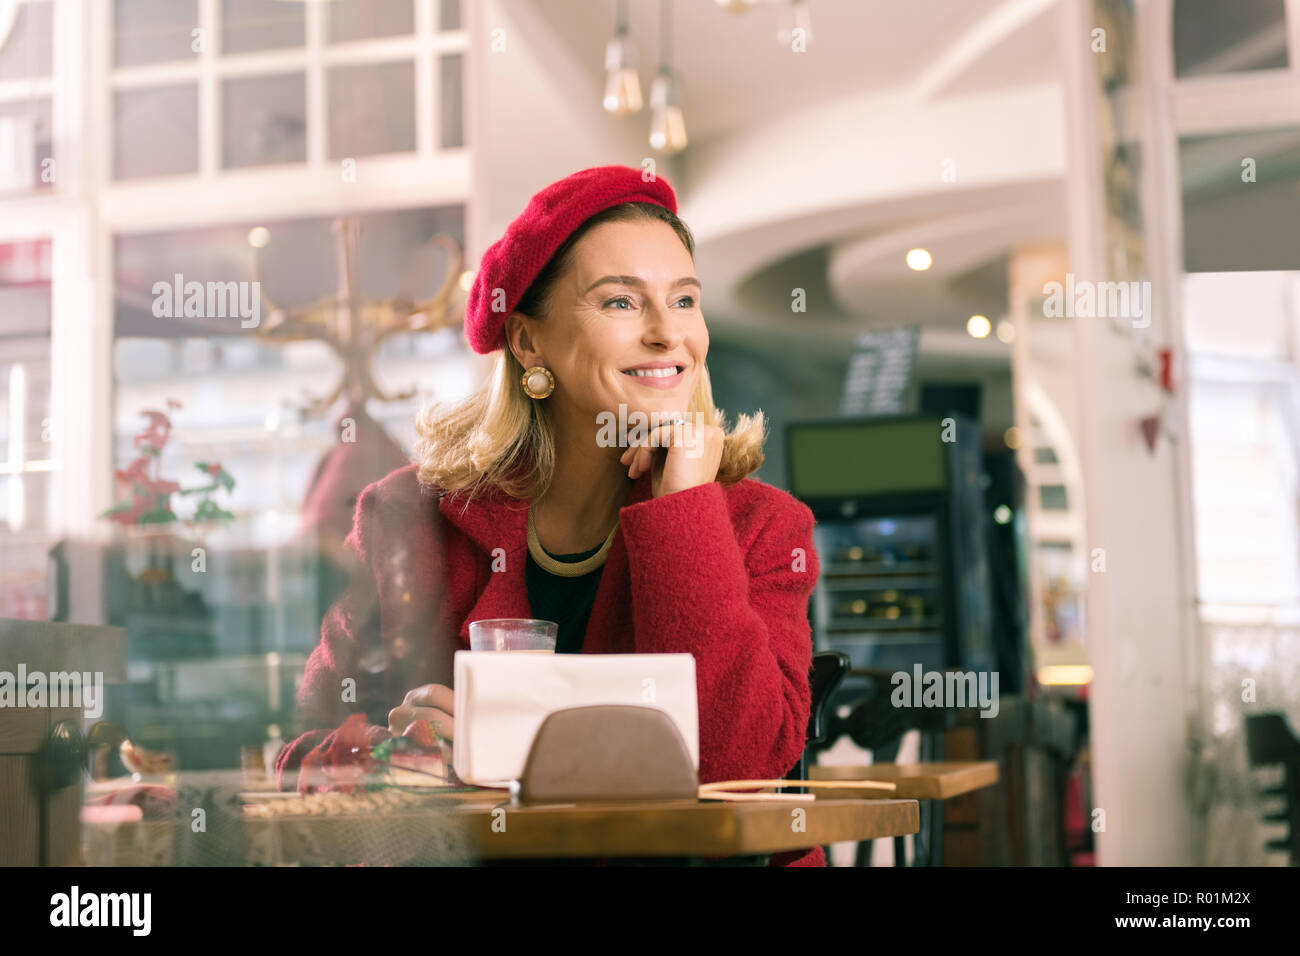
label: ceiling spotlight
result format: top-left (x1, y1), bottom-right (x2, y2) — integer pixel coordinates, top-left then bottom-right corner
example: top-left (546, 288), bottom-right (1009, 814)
top-left (996, 320), bottom-right (1016, 343)
top-left (905, 248), bottom-right (932, 271)
top-left (247, 227), bottom-right (271, 248)
top-left (967, 314), bottom-right (992, 338)
top-left (458, 269), bottom-right (476, 292)
top-left (1004, 426), bottom-right (1022, 450)
top-left (994, 505), bottom-right (1012, 525)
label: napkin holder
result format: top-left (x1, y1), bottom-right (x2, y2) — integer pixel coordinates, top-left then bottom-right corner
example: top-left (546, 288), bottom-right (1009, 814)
top-left (518, 705), bottom-right (698, 804)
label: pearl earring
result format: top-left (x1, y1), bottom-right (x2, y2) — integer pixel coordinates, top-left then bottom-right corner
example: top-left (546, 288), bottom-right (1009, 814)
top-left (521, 365), bottom-right (555, 399)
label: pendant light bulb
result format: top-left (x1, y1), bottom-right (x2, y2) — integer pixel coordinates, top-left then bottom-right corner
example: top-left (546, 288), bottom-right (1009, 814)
top-left (649, 70), bottom-right (687, 153)
top-left (603, 32), bottom-right (643, 114)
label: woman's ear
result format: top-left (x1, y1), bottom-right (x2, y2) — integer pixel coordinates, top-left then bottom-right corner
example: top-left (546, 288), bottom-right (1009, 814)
top-left (504, 311), bottom-right (543, 368)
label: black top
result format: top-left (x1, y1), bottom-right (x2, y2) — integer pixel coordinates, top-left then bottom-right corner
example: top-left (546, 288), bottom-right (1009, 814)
top-left (525, 539), bottom-right (606, 654)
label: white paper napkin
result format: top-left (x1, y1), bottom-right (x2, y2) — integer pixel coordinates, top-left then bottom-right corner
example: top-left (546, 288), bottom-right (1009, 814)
top-left (452, 651), bottom-right (699, 786)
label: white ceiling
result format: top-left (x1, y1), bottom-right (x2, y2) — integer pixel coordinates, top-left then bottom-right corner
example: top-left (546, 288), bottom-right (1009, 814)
top-left (526, 0), bottom-right (1067, 353)
top-left (533, 0), bottom-right (1061, 141)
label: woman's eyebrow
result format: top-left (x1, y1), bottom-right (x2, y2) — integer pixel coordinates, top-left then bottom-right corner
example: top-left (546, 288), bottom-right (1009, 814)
top-left (583, 275), bottom-right (702, 294)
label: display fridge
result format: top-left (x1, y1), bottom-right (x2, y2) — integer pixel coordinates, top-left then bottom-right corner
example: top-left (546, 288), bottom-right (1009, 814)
top-left (786, 414), bottom-right (995, 692)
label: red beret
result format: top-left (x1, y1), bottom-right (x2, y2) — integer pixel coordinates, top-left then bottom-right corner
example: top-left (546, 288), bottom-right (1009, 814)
top-left (464, 165), bottom-right (678, 354)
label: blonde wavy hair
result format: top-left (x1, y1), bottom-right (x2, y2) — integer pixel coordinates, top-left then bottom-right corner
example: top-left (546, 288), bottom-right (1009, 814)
top-left (414, 202), bottom-right (767, 503)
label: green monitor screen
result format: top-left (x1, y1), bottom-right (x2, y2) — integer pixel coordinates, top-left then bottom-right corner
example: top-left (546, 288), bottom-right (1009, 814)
top-left (788, 419), bottom-right (948, 499)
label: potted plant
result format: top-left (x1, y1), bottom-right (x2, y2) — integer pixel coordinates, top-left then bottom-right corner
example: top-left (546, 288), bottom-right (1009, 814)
top-left (102, 400), bottom-right (237, 611)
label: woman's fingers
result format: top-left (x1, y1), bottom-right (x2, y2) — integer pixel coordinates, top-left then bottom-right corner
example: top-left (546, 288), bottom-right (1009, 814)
top-left (632, 444), bottom-right (657, 479)
top-left (387, 705), bottom-right (454, 741)
top-left (387, 684), bottom-right (455, 739)
top-left (654, 422), bottom-right (725, 498)
top-left (404, 683), bottom-right (454, 713)
top-left (622, 422), bottom-right (677, 479)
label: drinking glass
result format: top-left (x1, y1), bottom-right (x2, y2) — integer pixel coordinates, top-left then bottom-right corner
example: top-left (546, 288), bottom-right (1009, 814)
top-left (468, 618), bottom-right (558, 653)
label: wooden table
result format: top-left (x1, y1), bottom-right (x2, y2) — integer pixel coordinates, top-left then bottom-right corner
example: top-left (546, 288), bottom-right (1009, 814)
top-left (250, 790), bottom-right (921, 865)
top-left (811, 762), bottom-right (999, 800)
top-left (810, 762), bottom-right (999, 866)
top-left (439, 794), bottom-right (919, 861)
top-left (86, 788), bottom-right (920, 865)
top-left (81, 774), bottom-right (920, 865)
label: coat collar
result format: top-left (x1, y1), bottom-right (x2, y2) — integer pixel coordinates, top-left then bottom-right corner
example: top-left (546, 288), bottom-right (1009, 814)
top-left (436, 471), bottom-right (654, 645)
top-left (436, 471), bottom-right (654, 552)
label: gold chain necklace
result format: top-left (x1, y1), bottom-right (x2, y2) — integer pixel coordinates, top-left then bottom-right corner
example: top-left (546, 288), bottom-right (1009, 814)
top-left (527, 506), bottom-right (619, 577)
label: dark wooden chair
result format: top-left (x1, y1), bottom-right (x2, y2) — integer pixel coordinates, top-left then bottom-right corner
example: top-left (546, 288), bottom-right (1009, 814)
top-left (786, 651), bottom-right (851, 782)
top-left (1244, 712), bottom-right (1300, 865)
top-left (820, 668), bottom-right (952, 866)
top-left (781, 652), bottom-right (850, 869)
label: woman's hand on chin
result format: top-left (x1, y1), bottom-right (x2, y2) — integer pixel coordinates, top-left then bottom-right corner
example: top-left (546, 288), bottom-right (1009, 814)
top-left (620, 420), bottom-right (724, 498)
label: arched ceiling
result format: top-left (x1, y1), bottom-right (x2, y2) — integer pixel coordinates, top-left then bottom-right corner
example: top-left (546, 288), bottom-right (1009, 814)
top-left (523, 0), bottom-right (1074, 357)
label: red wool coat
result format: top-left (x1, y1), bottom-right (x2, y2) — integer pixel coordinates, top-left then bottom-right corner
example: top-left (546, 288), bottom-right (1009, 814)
top-left (279, 463), bottom-right (825, 867)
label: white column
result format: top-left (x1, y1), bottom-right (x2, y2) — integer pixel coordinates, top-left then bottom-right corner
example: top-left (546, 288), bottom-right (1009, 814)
top-left (1060, 0), bottom-right (1194, 864)
top-left (41, 0), bottom-right (113, 625)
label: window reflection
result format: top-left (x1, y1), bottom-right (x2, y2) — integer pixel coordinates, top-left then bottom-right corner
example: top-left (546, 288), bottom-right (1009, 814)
top-left (101, 208), bottom-right (465, 771)
top-left (328, 61), bottom-right (416, 158)
top-left (113, 85), bottom-right (199, 180)
top-left (1174, 0), bottom-right (1288, 77)
top-left (222, 73), bottom-right (308, 169)
top-left (221, 0), bottom-right (306, 55)
top-left (327, 0), bottom-right (415, 44)
top-left (113, 0), bottom-right (200, 69)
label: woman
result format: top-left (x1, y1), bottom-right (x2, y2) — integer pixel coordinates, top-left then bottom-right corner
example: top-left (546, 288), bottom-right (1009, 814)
top-left (279, 165), bottom-right (824, 866)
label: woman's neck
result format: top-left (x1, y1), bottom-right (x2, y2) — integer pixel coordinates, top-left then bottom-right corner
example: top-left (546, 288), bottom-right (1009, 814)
top-left (532, 419), bottom-right (633, 554)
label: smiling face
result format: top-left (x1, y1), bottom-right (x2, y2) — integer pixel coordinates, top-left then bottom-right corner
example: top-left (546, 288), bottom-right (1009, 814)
top-left (505, 216), bottom-right (707, 440)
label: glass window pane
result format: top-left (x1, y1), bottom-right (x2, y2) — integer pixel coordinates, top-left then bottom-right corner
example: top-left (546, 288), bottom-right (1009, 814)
top-left (439, 53), bottom-right (464, 149)
top-left (1180, 127), bottom-right (1300, 272)
top-left (1189, 379), bottom-right (1300, 605)
top-left (114, 0), bottom-right (199, 68)
top-left (1182, 271), bottom-right (1292, 359)
top-left (100, 205), bottom-right (467, 780)
top-left (114, 84), bottom-right (199, 180)
top-left (327, 61), bottom-right (415, 158)
top-left (221, 0), bottom-right (305, 55)
top-left (0, 0), bottom-right (54, 81)
top-left (222, 73), bottom-right (306, 169)
top-left (0, 98), bottom-right (53, 195)
top-left (1039, 485), bottom-right (1069, 511)
top-left (1174, 0), bottom-right (1288, 78)
top-left (327, 0), bottom-right (414, 44)
top-left (439, 0), bottom-right (461, 31)
top-left (0, 246), bottom-right (52, 620)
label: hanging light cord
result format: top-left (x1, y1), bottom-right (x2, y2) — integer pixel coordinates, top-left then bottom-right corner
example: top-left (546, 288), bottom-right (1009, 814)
top-left (660, 0), bottom-right (672, 73)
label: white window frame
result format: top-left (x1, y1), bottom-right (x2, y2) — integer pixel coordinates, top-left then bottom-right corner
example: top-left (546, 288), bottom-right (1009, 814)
top-left (1134, 0), bottom-right (1300, 740)
top-left (0, 0), bottom-right (473, 542)
top-left (99, 0), bottom-right (470, 231)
